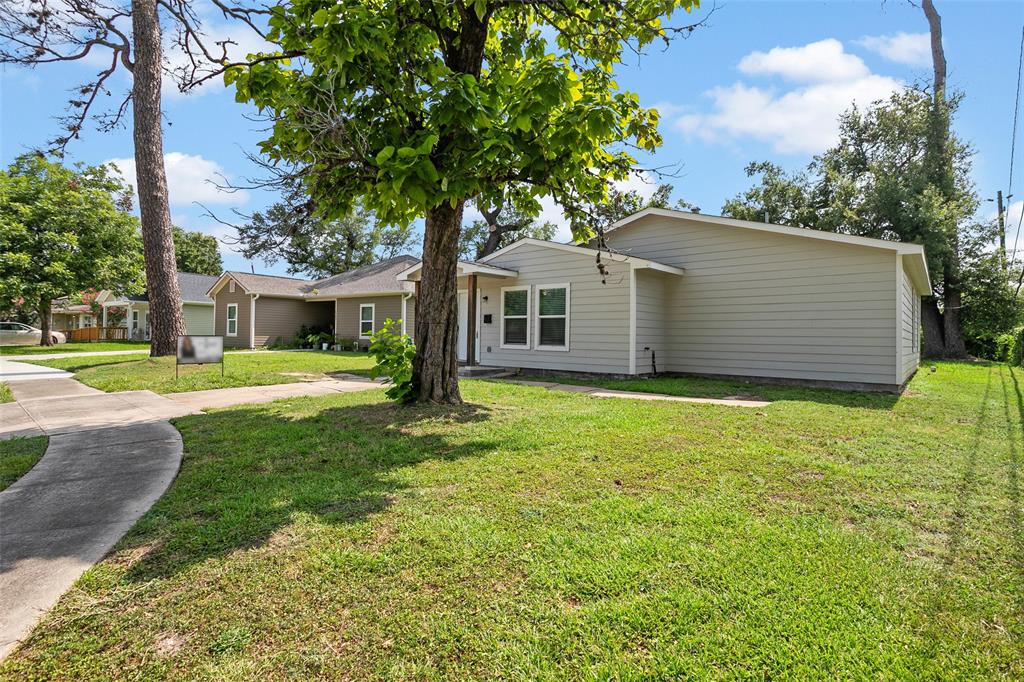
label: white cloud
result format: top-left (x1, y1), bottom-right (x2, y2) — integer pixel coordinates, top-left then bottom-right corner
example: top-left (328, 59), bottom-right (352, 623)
top-left (738, 39), bottom-right (870, 83)
top-left (855, 32), bottom-right (932, 67)
top-left (671, 39), bottom-right (902, 155)
top-left (106, 152), bottom-right (249, 206)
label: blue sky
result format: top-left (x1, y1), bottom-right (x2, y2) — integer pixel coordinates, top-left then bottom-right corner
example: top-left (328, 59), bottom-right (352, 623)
top-left (2, 0), bottom-right (1022, 276)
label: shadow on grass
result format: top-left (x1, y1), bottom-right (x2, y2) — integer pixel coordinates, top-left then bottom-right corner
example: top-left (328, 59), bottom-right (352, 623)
top-left (120, 398), bottom-right (496, 583)
top-left (1002, 366), bottom-right (1023, 617)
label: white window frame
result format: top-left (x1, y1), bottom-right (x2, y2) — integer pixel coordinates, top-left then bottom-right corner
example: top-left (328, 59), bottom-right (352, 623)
top-left (534, 283), bottom-right (570, 351)
top-left (359, 303), bottom-right (375, 339)
top-left (131, 310), bottom-right (139, 333)
top-left (226, 303), bottom-right (238, 337)
top-left (500, 285), bottom-right (531, 349)
top-left (229, 280), bottom-right (236, 293)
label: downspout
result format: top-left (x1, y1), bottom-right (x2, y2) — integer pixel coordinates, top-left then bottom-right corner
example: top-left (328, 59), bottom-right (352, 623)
top-left (401, 292), bottom-right (412, 336)
top-left (250, 294), bottom-right (259, 349)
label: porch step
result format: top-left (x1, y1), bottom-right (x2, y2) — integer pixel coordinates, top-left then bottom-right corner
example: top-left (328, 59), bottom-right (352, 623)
top-left (458, 365), bottom-right (514, 378)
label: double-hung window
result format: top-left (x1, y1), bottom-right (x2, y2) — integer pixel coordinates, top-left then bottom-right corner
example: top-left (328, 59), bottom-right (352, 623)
top-left (501, 286), bottom-right (530, 348)
top-left (535, 284), bottom-right (569, 350)
top-left (226, 304), bottom-right (238, 336)
top-left (359, 304), bottom-right (375, 338)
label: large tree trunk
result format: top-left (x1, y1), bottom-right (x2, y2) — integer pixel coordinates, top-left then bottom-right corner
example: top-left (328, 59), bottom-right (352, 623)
top-left (942, 260), bottom-right (968, 358)
top-left (922, 0), bottom-right (967, 359)
top-left (921, 296), bottom-right (945, 359)
top-left (38, 296), bottom-right (52, 347)
top-left (132, 0), bottom-right (185, 357)
top-left (412, 201), bottom-right (464, 404)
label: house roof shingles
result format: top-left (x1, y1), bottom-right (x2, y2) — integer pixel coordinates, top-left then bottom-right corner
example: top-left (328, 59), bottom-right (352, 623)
top-left (309, 256), bottom-right (419, 297)
top-left (225, 271), bottom-right (312, 297)
top-left (128, 272), bottom-right (221, 304)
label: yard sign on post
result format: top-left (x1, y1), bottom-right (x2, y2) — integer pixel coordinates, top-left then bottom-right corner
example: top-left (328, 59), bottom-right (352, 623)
top-left (176, 336), bottom-right (224, 380)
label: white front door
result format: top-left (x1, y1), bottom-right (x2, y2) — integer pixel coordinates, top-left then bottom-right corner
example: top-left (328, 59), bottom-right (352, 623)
top-left (457, 291), bottom-right (468, 363)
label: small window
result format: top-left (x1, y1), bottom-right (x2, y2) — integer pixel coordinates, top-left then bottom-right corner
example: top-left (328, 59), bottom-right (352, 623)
top-left (229, 280), bottom-right (236, 293)
top-left (359, 304), bottom-right (375, 338)
top-left (226, 303), bottom-right (238, 336)
top-left (535, 284), bottom-right (569, 350)
top-left (501, 286), bottom-right (530, 348)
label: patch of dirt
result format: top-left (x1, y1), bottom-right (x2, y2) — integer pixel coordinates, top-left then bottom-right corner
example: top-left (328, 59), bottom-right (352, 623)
top-left (153, 632), bottom-right (186, 657)
top-left (279, 372), bottom-right (323, 380)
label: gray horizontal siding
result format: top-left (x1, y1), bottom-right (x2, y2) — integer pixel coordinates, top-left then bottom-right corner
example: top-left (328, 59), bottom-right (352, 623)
top-left (182, 303), bottom-right (214, 336)
top-left (606, 215), bottom-right (899, 386)
top-left (479, 243), bottom-right (630, 373)
top-left (900, 270), bottom-right (920, 382)
top-left (635, 269), bottom-right (670, 373)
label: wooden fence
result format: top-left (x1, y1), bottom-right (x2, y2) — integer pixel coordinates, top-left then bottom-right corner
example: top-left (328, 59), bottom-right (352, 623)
top-left (67, 326), bottom-right (129, 342)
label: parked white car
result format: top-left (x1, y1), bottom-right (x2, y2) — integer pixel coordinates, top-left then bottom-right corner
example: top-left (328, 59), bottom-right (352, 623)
top-left (0, 322), bottom-right (66, 346)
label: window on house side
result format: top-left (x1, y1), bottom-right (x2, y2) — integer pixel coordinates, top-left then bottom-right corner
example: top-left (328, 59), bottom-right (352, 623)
top-left (501, 287), bottom-right (530, 347)
top-left (359, 304), bottom-right (375, 338)
top-left (536, 285), bottom-right (569, 350)
top-left (226, 304), bottom-right (238, 336)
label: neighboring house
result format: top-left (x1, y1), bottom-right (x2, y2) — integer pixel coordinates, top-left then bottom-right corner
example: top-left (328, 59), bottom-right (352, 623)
top-left (206, 257), bottom-right (419, 349)
top-left (50, 298), bottom-right (100, 331)
top-left (210, 209), bottom-right (930, 391)
top-left (100, 272), bottom-right (219, 340)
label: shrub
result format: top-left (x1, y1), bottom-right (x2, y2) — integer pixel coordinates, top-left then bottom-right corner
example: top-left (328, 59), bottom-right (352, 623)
top-left (998, 326), bottom-right (1024, 366)
top-left (368, 318), bottom-right (416, 403)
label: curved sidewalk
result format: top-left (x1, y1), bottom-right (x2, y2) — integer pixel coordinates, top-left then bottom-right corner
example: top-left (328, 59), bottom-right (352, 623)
top-left (0, 421), bottom-right (183, 658)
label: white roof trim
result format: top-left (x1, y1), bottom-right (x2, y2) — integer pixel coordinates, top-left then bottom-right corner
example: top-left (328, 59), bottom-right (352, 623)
top-left (609, 208), bottom-right (930, 290)
top-left (207, 272), bottom-right (246, 297)
top-left (478, 238), bottom-right (685, 276)
top-left (396, 260), bottom-right (518, 281)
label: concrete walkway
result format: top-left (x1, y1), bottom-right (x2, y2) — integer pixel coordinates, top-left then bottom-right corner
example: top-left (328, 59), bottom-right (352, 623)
top-left (0, 357), bottom-right (74, 382)
top-left (498, 379), bottom-right (771, 408)
top-left (1, 348), bottom-right (151, 362)
top-left (0, 420), bottom-right (184, 658)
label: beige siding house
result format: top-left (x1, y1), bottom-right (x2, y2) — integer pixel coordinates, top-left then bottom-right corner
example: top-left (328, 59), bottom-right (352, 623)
top-left (207, 209), bottom-right (929, 392)
top-left (94, 272), bottom-right (218, 339)
top-left (207, 257), bottom-right (418, 349)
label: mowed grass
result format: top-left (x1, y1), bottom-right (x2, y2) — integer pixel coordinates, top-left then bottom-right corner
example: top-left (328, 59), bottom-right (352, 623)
top-left (0, 341), bottom-right (151, 356)
top-left (3, 362), bottom-right (1022, 679)
top-left (0, 436), bottom-right (47, 492)
top-left (33, 351), bottom-right (375, 394)
top-left (0, 383), bottom-right (12, 404)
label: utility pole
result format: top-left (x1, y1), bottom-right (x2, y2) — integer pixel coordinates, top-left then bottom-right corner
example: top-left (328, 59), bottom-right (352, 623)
top-left (997, 190), bottom-right (1007, 269)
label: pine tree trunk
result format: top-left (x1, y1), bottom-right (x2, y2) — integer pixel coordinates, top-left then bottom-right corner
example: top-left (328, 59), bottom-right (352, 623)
top-left (921, 296), bottom-right (945, 359)
top-left (132, 0), bottom-right (185, 357)
top-left (411, 201), bottom-right (464, 404)
top-left (38, 296), bottom-right (52, 346)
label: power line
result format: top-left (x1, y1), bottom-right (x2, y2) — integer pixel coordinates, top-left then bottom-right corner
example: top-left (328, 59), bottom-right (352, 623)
top-left (1010, 25), bottom-right (1024, 264)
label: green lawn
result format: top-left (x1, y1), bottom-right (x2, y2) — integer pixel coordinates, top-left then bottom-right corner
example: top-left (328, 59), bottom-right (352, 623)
top-left (3, 362), bottom-right (1022, 679)
top-left (0, 382), bottom-right (12, 404)
top-left (0, 341), bottom-right (151, 356)
top-left (34, 350), bottom-right (375, 394)
top-left (0, 436), bottom-right (47, 492)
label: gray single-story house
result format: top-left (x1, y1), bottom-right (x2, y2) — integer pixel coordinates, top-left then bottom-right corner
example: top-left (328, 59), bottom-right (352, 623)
top-left (210, 209), bottom-right (930, 391)
top-left (101, 272), bottom-right (219, 339)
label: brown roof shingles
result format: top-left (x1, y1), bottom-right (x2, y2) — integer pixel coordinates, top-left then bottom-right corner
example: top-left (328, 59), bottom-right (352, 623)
top-left (223, 256), bottom-right (419, 298)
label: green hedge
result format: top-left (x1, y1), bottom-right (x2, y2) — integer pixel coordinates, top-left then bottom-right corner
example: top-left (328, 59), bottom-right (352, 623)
top-left (996, 327), bottom-right (1024, 366)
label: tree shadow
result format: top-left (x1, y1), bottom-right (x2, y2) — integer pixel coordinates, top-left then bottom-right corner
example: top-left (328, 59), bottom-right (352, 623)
top-left (1001, 366), bottom-right (1023, 618)
top-left (939, 364), bottom-right (992, 574)
top-left (116, 399), bottom-right (497, 583)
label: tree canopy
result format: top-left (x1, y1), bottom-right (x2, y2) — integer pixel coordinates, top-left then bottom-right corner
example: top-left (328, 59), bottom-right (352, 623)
top-left (0, 155), bottom-right (143, 342)
top-left (227, 0), bottom-right (702, 402)
top-left (172, 226), bottom-right (223, 276)
top-left (231, 180), bottom-right (417, 279)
